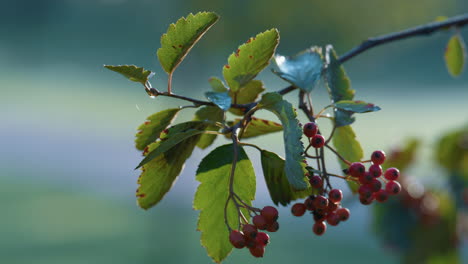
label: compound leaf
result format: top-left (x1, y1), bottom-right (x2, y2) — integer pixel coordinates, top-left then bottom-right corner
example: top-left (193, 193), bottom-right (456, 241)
top-left (157, 12), bottom-right (219, 74)
top-left (135, 108), bottom-right (180, 151)
top-left (273, 47), bottom-right (323, 92)
top-left (332, 125), bottom-right (363, 192)
top-left (229, 80), bottom-right (265, 116)
top-left (205, 91), bottom-right (232, 111)
top-left (223, 29), bottom-right (279, 92)
top-left (136, 129), bottom-right (202, 209)
top-left (194, 106), bottom-right (224, 149)
top-left (194, 144), bottom-right (255, 263)
top-left (445, 34), bottom-right (466, 77)
top-left (208, 77), bottom-right (228, 92)
top-left (258, 92), bottom-right (307, 190)
top-left (261, 150), bottom-right (310, 206)
top-left (136, 121), bottom-right (208, 169)
top-left (104, 65), bottom-right (153, 85)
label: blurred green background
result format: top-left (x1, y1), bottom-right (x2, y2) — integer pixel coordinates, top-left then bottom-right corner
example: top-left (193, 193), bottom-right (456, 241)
top-left (1, 0), bottom-right (467, 263)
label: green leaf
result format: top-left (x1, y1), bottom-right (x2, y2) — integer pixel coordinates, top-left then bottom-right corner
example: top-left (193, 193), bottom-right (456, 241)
top-left (136, 132), bottom-right (202, 209)
top-left (258, 92), bottom-right (307, 190)
top-left (205, 91), bottom-right (232, 111)
top-left (157, 12), bottom-right (219, 74)
top-left (261, 150), bottom-right (310, 206)
top-left (273, 47), bottom-right (323, 92)
top-left (194, 144), bottom-right (255, 263)
top-left (194, 106), bottom-right (224, 149)
top-left (135, 108), bottom-right (180, 151)
top-left (227, 117), bottom-right (282, 138)
top-left (332, 125), bottom-right (363, 192)
top-left (208, 77), bottom-right (228, 92)
top-left (104, 65), bottom-right (153, 85)
top-left (334, 100), bottom-right (381, 113)
top-left (136, 121), bottom-right (208, 169)
top-left (229, 80), bottom-right (265, 116)
top-left (325, 45), bottom-right (356, 127)
top-left (223, 29), bottom-right (279, 92)
top-left (445, 34), bottom-right (466, 77)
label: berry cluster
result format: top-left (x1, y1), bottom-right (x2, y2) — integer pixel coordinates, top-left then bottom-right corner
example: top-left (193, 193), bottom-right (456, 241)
top-left (229, 206), bottom-right (279, 258)
top-left (348, 150), bottom-right (402, 205)
top-left (291, 190), bottom-right (350, 236)
top-left (303, 122), bottom-right (325, 148)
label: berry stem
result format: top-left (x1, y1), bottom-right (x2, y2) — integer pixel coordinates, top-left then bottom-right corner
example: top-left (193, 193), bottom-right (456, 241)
top-left (239, 142), bottom-right (263, 152)
top-left (325, 144), bottom-right (352, 165)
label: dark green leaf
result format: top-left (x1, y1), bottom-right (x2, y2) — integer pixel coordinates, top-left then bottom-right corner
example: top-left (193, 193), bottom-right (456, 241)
top-left (136, 121), bottom-right (208, 169)
top-left (205, 91), bottom-right (232, 111)
top-left (334, 100), bottom-right (381, 113)
top-left (261, 150), bottom-right (310, 206)
top-left (135, 108), bottom-right (180, 150)
top-left (104, 65), bottom-right (153, 85)
top-left (157, 12), bottom-right (219, 74)
top-left (208, 77), bottom-right (228, 92)
top-left (194, 106), bottom-right (224, 149)
top-left (445, 34), bottom-right (466, 77)
top-left (136, 132), bottom-right (202, 209)
top-left (227, 117), bottom-right (282, 138)
top-left (223, 29), bottom-right (279, 92)
top-left (194, 144), bottom-right (255, 263)
top-left (273, 47), bottom-right (323, 92)
top-left (229, 80), bottom-right (265, 116)
top-left (332, 125), bottom-right (363, 192)
top-left (259, 92), bottom-right (307, 190)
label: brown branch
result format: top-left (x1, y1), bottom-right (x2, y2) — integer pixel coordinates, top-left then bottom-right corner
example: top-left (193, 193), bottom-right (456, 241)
top-left (338, 13), bottom-right (468, 64)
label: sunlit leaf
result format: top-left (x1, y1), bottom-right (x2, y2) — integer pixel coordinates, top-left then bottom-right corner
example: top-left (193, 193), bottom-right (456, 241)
top-left (208, 77), bottom-right (228, 92)
top-left (135, 108), bottom-right (180, 151)
top-left (334, 100), bottom-right (381, 113)
top-left (136, 121), bottom-right (208, 169)
top-left (445, 34), bottom-right (466, 77)
top-left (104, 65), bottom-right (153, 85)
top-left (332, 125), bottom-right (363, 192)
top-left (273, 47), bottom-right (323, 92)
top-left (226, 117), bottom-right (282, 138)
top-left (229, 80), bottom-right (265, 116)
top-left (157, 12), bottom-right (219, 74)
top-left (259, 92), bottom-right (307, 190)
top-left (136, 130), bottom-right (202, 209)
top-left (261, 150), bottom-right (310, 206)
top-left (194, 106), bottom-right (224, 149)
top-left (205, 91), bottom-right (232, 111)
top-left (223, 29), bottom-right (279, 92)
top-left (194, 144), bottom-right (255, 263)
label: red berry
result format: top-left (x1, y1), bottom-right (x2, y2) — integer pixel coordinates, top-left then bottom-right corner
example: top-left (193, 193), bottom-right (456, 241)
top-left (369, 179), bottom-right (382, 192)
top-left (242, 224), bottom-right (258, 239)
top-left (303, 122), bottom-right (318, 137)
top-left (384, 167), bottom-right (400, 181)
top-left (253, 215), bottom-right (268, 230)
top-left (266, 221), bottom-right (279, 232)
top-left (349, 162), bottom-right (366, 178)
top-left (359, 195), bottom-right (374, 205)
top-left (371, 150), bottom-right (386, 165)
top-left (359, 172), bottom-right (374, 185)
top-left (328, 189), bottom-right (343, 203)
top-left (358, 185), bottom-right (373, 199)
top-left (311, 134), bottom-right (325, 148)
top-left (374, 189), bottom-right (389, 203)
top-left (309, 175), bottom-right (323, 189)
top-left (313, 221), bottom-right (327, 236)
top-left (326, 213), bottom-right (340, 226)
top-left (304, 196), bottom-right (316, 211)
top-left (261, 206), bottom-right (279, 223)
top-left (255, 232), bottom-right (270, 246)
top-left (314, 195), bottom-right (329, 210)
top-left (369, 164), bottom-right (383, 177)
top-left (385, 181), bottom-right (402, 195)
top-left (313, 211), bottom-right (326, 222)
top-left (249, 244), bottom-right (265, 258)
top-left (229, 230), bottom-right (246, 249)
top-left (291, 203), bottom-right (306, 217)
top-left (327, 201), bottom-right (339, 213)
top-left (336, 208), bottom-right (350, 221)
top-left (245, 237), bottom-right (256, 248)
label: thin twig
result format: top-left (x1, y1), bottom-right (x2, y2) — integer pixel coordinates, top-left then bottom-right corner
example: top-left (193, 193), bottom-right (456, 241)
top-left (338, 13), bottom-right (468, 64)
top-left (325, 144), bottom-right (351, 165)
top-left (239, 142), bottom-right (263, 152)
